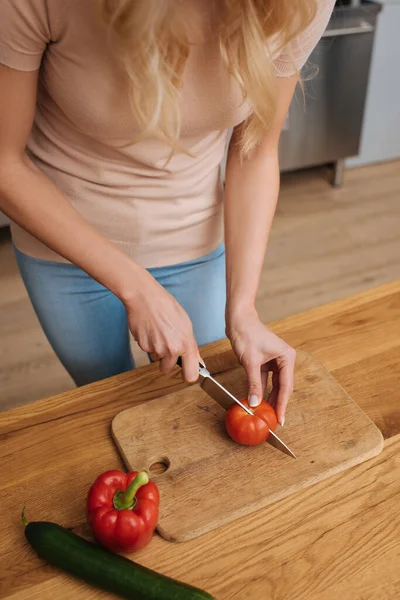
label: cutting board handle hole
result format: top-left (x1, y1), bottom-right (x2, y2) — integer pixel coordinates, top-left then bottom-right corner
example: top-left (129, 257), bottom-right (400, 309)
top-left (149, 457), bottom-right (170, 474)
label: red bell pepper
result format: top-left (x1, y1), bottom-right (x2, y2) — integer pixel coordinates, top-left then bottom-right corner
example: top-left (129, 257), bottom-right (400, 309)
top-left (87, 470), bottom-right (159, 553)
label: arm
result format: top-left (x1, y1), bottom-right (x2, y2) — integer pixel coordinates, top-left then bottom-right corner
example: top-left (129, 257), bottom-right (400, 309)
top-left (224, 76), bottom-right (298, 424)
top-left (0, 65), bottom-right (199, 381)
top-left (0, 67), bottom-right (144, 301)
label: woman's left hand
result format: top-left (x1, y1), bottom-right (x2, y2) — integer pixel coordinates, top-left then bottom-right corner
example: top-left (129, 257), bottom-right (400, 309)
top-left (226, 307), bottom-right (296, 426)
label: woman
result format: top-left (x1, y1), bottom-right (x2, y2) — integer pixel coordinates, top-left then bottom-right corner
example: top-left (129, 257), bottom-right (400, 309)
top-left (0, 0), bottom-right (334, 424)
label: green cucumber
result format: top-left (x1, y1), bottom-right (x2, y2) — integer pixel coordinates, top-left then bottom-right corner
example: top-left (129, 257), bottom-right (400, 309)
top-left (23, 517), bottom-right (215, 600)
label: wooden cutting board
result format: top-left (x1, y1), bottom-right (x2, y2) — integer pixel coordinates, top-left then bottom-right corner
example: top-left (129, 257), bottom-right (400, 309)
top-left (112, 351), bottom-right (383, 542)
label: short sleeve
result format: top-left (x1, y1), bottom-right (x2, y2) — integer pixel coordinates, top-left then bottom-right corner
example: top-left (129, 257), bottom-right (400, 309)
top-left (0, 0), bottom-right (50, 71)
top-left (273, 0), bottom-right (336, 77)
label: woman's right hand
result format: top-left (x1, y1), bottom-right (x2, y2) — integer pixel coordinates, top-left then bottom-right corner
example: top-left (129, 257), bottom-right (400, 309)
top-left (123, 269), bottom-right (200, 383)
top-left (0, 66), bottom-right (199, 385)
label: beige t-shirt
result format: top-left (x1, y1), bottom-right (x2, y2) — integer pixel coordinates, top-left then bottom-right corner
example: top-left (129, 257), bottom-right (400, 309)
top-left (0, 0), bottom-right (335, 267)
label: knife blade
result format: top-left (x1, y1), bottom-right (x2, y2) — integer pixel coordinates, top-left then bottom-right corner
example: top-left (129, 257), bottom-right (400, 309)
top-left (177, 358), bottom-right (297, 459)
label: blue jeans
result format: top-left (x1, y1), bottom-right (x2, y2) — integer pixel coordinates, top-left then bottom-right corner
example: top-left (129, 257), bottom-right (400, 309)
top-left (14, 244), bottom-right (226, 386)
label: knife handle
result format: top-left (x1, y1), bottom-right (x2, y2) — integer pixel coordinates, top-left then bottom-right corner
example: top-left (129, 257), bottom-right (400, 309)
top-left (176, 357), bottom-right (204, 371)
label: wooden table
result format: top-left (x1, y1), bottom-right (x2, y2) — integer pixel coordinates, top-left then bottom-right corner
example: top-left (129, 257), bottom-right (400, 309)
top-left (1, 282), bottom-right (400, 600)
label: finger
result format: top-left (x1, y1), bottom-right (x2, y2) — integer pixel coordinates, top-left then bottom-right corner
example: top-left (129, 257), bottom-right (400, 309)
top-left (275, 357), bottom-right (295, 426)
top-left (246, 363), bottom-right (263, 407)
top-left (149, 352), bottom-right (161, 363)
top-left (137, 338), bottom-right (152, 354)
top-left (181, 346), bottom-right (200, 383)
top-left (159, 354), bottom-right (179, 375)
top-left (267, 364), bottom-right (279, 409)
top-left (260, 364), bottom-right (269, 399)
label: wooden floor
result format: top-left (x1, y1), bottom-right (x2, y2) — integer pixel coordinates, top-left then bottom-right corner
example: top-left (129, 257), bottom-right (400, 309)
top-left (0, 160), bottom-right (399, 412)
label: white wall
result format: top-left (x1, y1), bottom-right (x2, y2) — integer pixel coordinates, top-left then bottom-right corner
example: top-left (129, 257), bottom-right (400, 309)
top-left (347, 0), bottom-right (400, 167)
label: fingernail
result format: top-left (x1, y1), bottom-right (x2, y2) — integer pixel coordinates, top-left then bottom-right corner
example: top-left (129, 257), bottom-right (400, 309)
top-left (280, 417), bottom-right (285, 427)
top-left (249, 395), bottom-right (260, 408)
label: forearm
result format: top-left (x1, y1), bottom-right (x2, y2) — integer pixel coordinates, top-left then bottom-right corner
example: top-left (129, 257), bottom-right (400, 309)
top-left (0, 155), bottom-right (142, 301)
top-left (224, 136), bottom-right (280, 320)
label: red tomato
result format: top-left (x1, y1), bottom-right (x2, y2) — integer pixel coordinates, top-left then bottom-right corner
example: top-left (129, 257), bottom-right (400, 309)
top-left (225, 399), bottom-right (278, 446)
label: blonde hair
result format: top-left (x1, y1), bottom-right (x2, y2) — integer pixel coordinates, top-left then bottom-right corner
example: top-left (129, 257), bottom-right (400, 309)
top-left (101, 0), bottom-right (317, 156)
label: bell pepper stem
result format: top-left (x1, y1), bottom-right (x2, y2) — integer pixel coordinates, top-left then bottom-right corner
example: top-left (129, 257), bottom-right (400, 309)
top-left (113, 471), bottom-right (149, 510)
top-left (21, 506), bottom-right (29, 527)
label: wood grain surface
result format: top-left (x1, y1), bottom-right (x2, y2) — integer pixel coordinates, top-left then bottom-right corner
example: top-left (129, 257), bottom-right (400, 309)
top-left (112, 351), bottom-right (383, 542)
top-left (0, 282), bottom-right (400, 599)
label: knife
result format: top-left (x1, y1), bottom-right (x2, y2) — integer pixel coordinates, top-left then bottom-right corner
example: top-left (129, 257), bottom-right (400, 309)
top-left (176, 357), bottom-right (296, 459)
